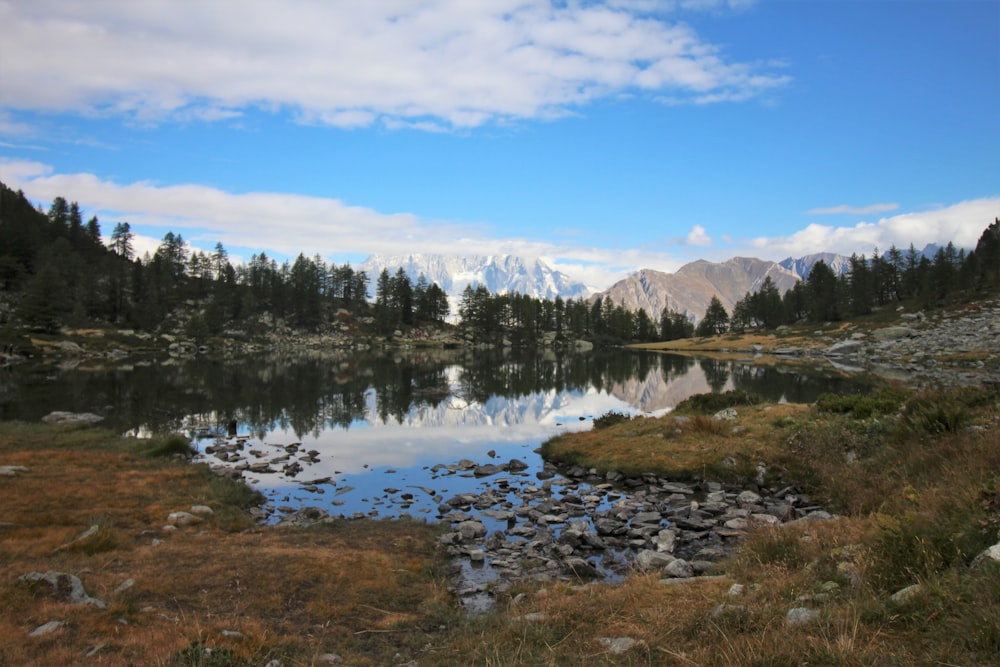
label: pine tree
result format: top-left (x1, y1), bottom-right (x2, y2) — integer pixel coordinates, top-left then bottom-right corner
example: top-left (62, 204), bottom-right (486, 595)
top-left (697, 296), bottom-right (729, 336)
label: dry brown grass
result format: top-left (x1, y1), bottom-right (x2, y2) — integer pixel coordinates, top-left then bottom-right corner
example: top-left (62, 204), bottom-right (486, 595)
top-left (541, 402), bottom-right (811, 482)
top-left (0, 423), bottom-right (454, 666)
top-left (4, 382), bottom-right (1000, 666)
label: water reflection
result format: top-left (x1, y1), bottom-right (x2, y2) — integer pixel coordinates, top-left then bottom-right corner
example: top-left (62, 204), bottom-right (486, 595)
top-left (2, 348), bottom-right (873, 518)
top-left (2, 348), bottom-right (872, 437)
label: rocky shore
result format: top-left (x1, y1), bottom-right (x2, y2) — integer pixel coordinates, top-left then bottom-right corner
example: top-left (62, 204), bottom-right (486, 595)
top-left (198, 415), bottom-right (831, 612)
top-left (771, 300), bottom-right (1000, 387)
top-left (433, 456), bottom-right (833, 610)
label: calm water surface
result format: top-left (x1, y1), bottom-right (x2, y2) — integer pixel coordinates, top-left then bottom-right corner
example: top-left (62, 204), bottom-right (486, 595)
top-left (2, 347), bottom-right (873, 523)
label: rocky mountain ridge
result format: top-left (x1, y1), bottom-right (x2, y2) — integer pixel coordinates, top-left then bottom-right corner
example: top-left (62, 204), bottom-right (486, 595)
top-left (596, 256), bottom-right (813, 322)
top-left (359, 253), bottom-right (590, 302)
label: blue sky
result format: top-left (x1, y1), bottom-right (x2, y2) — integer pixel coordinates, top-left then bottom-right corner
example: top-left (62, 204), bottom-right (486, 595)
top-left (1, 0), bottom-right (997, 290)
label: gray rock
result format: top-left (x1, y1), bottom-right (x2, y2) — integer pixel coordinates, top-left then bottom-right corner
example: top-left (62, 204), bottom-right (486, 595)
top-left (636, 549), bottom-right (676, 571)
top-left (663, 558), bottom-right (694, 578)
top-left (597, 636), bottom-right (643, 655)
top-left (825, 339), bottom-right (864, 357)
top-left (20, 571), bottom-right (106, 608)
top-left (474, 463), bottom-right (505, 477)
top-left (972, 541), bottom-right (1000, 568)
top-left (456, 520), bottom-right (487, 541)
top-left (889, 583), bottom-right (922, 605)
top-left (167, 511), bottom-right (202, 526)
top-left (0, 465), bottom-right (29, 476)
top-left (113, 578), bottom-right (136, 597)
top-left (872, 326), bottom-right (914, 341)
top-left (565, 557), bottom-right (600, 578)
top-left (710, 604), bottom-right (747, 618)
top-left (29, 620), bottom-right (63, 637)
top-left (786, 607), bottom-right (819, 625)
top-left (41, 411), bottom-right (104, 424)
top-left (654, 528), bottom-right (676, 553)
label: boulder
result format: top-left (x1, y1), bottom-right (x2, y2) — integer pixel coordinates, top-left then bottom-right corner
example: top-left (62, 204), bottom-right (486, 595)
top-left (635, 549), bottom-right (676, 571)
top-left (167, 511), bottom-right (202, 527)
top-left (41, 411), bottom-right (104, 425)
top-left (889, 583), bottom-right (922, 605)
top-left (19, 571), bottom-right (106, 608)
top-left (663, 558), bottom-right (694, 578)
top-left (872, 326), bottom-right (914, 342)
top-left (971, 541), bottom-right (1000, 568)
top-left (786, 607), bottom-right (819, 625)
top-left (456, 520), bottom-right (487, 541)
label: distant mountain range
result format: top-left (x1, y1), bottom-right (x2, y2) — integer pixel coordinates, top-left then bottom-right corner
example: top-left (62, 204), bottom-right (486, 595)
top-left (359, 254), bottom-right (591, 302)
top-left (358, 250), bottom-right (865, 323)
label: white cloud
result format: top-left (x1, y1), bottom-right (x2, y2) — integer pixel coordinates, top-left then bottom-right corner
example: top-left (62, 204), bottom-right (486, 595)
top-left (807, 202), bottom-right (900, 216)
top-left (0, 1), bottom-right (788, 130)
top-left (0, 159), bottom-right (689, 288)
top-left (746, 198), bottom-right (1000, 258)
top-left (684, 224), bottom-right (712, 246)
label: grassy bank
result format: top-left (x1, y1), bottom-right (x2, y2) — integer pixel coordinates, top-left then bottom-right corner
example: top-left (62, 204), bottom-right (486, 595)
top-left (3, 381), bottom-right (1000, 665)
top-left (0, 424), bottom-right (455, 666)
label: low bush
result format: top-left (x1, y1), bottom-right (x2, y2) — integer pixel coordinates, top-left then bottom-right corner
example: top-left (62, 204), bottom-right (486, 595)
top-left (898, 392), bottom-right (972, 434)
top-left (816, 389), bottom-right (906, 419)
top-left (141, 434), bottom-right (197, 458)
top-left (675, 390), bottom-right (763, 414)
top-left (592, 410), bottom-right (632, 429)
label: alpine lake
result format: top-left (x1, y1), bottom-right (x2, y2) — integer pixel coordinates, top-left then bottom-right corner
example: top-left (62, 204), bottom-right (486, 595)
top-left (1, 346), bottom-right (876, 610)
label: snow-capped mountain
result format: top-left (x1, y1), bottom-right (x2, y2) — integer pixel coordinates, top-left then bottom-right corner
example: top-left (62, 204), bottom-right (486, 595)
top-left (778, 252), bottom-right (852, 279)
top-left (359, 254), bottom-right (591, 301)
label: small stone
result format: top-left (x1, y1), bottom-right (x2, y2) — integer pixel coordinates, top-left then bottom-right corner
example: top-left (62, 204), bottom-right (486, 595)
top-left (519, 612), bottom-right (547, 622)
top-left (597, 637), bottom-right (643, 655)
top-left (710, 604), bottom-right (746, 618)
top-left (786, 607), bottom-right (819, 625)
top-left (889, 583), bottom-right (922, 605)
top-left (29, 621), bottom-right (63, 637)
top-left (190, 505), bottom-right (214, 516)
top-left (167, 511), bottom-right (202, 526)
top-left (113, 578), bottom-right (136, 597)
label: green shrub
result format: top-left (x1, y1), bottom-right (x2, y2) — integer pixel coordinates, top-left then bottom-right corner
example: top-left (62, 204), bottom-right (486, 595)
top-left (675, 390), bottom-right (763, 415)
top-left (141, 434), bottom-right (197, 458)
top-left (592, 410), bottom-right (632, 429)
top-left (816, 389), bottom-right (905, 419)
top-left (899, 393), bottom-right (972, 435)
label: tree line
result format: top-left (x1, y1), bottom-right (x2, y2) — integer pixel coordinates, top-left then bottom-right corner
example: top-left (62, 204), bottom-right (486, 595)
top-left (3, 181), bottom-right (997, 345)
top-left (0, 184), bottom-right (666, 344)
top-left (710, 222), bottom-right (1000, 336)
top-left (455, 284), bottom-right (666, 346)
